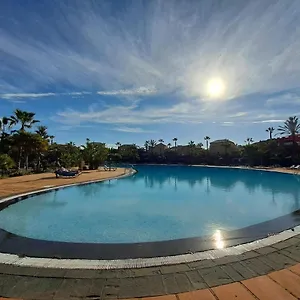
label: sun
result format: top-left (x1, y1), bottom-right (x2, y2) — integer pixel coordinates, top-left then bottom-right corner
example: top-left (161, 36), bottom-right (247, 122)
top-left (207, 78), bottom-right (225, 98)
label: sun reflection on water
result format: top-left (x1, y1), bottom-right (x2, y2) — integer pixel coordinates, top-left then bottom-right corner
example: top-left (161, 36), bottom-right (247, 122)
top-left (214, 229), bottom-right (225, 249)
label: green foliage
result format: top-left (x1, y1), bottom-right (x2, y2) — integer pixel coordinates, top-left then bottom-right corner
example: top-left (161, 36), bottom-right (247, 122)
top-left (0, 109), bottom-right (299, 178)
top-left (278, 116), bottom-right (300, 137)
top-left (0, 154), bottom-right (15, 174)
top-left (10, 109), bottom-right (40, 132)
top-left (81, 139), bottom-right (109, 169)
top-left (118, 144), bottom-right (139, 163)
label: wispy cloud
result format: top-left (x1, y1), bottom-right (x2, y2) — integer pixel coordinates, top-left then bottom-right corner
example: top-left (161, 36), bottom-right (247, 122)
top-left (1, 0), bottom-right (300, 101)
top-left (112, 126), bottom-right (155, 133)
top-left (0, 93), bottom-right (56, 99)
top-left (0, 92), bottom-right (92, 100)
top-left (97, 86), bottom-right (157, 96)
top-left (252, 119), bottom-right (285, 124)
top-left (53, 87), bottom-right (300, 127)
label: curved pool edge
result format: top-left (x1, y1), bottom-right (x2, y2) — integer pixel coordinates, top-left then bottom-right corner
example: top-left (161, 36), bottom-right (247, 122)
top-left (0, 167), bottom-right (137, 210)
top-left (0, 165), bottom-right (300, 269)
top-left (0, 225), bottom-right (299, 269)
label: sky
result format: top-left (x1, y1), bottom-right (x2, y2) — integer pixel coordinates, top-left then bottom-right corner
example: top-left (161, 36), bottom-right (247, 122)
top-left (1, 0), bottom-right (300, 147)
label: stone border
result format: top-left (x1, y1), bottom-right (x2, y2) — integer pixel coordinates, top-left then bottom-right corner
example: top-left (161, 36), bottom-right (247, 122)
top-left (0, 166), bottom-right (299, 270)
top-left (1, 235), bottom-right (300, 299)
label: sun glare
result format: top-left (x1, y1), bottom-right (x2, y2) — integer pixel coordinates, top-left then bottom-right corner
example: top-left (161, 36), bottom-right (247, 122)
top-left (207, 78), bottom-right (225, 98)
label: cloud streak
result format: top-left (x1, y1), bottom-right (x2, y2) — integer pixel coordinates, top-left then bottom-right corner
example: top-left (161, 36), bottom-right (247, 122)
top-left (112, 126), bottom-right (155, 133)
top-left (97, 86), bottom-right (157, 96)
top-left (54, 89), bottom-right (300, 127)
top-left (1, 0), bottom-right (300, 101)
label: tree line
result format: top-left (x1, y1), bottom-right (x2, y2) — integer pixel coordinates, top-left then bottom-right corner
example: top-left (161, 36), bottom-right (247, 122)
top-left (0, 109), bottom-right (299, 177)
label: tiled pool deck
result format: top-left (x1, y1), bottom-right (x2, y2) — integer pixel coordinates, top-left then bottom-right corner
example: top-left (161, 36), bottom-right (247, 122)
top-left (0, 235), bottom-right (300, 299)
top-left (1, 168), bottom-right (300, 299)
top-left (2, 265), bottom-right (300, 300)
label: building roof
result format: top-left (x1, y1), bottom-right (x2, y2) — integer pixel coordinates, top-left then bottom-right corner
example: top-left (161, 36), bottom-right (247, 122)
top-left (155, 143), bottom-right (167, 147)
top-left (210, 139), bottom-right (235, 144)
top-left (277, 134), bottom-right (300, 143)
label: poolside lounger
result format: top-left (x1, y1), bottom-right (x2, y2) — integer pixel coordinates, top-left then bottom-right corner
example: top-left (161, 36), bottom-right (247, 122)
top-left (294, 165), bottom-right (300, 170)
top-left (290, 165), bottom-right (296, 169)
top-left (103, 165), bottom-right (117, 171)
top-left (55, 170), bottom-right (81, 178)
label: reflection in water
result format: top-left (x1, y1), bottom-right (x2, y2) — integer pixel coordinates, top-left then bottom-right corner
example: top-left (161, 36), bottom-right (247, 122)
top-left (1, 165), bottom-right (300, 243)
top-left (135, 166), bottom-right (300, 212)
top-left (214, 230), bottom-right (224, 249)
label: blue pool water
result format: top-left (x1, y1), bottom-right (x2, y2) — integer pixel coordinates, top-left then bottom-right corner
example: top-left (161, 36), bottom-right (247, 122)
top-left (0, 166), bottom-right (299, 243)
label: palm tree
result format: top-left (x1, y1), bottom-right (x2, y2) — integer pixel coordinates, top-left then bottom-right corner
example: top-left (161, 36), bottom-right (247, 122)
top-left (49, 135), bottom-right (55, 145)
top-left (266, 127), bottom-right (275, 140)
top-left (245, 138), bottom-right (254, 145)
top-left (9, 109), bottom-right (40, 132)
top-left (0, 117), bottom-right (10, 135)
top-left (278, 116), bottom-right (300, 140)
top-left (167, 143), bottom-right (172, 149)
top-left (204, 136), bottom-right (210, 150)
top-left (158, 139), bottom-right (164, 144)
top-left (188, 140), bottom-right (196, 155)
top-left (278, 116), bottom-right (300, 159)
top-left (116, 142), bottom-right (121, 149)
top-left (144, 140), bottom-right (150, 151)
top-left (173, 137), bottom-right (178, 148)
top-left (149, 139), bottom-right (156, 152)
top-left (197, 142), bottom-right (203, 148)
top-left (35, 125), bottom-right (49, 139)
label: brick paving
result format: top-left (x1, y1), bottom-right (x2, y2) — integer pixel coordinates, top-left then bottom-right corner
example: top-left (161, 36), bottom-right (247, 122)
top-left (0, 237), bottom-right (300, 299)
top-left (2, 264), bottom-right (300, 299)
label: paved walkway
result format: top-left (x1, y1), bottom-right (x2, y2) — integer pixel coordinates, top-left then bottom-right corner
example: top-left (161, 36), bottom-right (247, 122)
top-left (1, 264), bottom-right (300, 299)
top-left (0, 234), bottom-right (300, 299)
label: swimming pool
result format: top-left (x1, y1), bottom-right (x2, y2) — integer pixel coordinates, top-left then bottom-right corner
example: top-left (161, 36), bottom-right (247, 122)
top-left (0, 166), bottom-right (299, 244)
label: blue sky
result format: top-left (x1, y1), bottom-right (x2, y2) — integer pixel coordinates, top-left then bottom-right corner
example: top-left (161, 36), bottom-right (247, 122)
top-left (1, 0), bottom-right (300, 147)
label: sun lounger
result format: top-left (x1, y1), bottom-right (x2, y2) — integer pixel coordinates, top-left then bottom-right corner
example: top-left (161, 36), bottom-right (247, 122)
top-left (295, 165), bottom-right (300, 170)
top-left (290, 165), bottom-right (296, 169)
top-left (104, 165), bottom-right (117, 171)
top-left (55, 170), bottom-right (81, 178)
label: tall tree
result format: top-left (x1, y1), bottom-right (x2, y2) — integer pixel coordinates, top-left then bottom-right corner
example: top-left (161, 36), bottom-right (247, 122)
top-left (204, 136), bottom-right (210, 150)
top-left (0, 117), bottom-right (10, 137)
top-left (245, 138), bottom-right (254, 145)
top-left (35, 125), bottom-right (49, 140)
top-left (188, 140), bottom-right (196, 155)
top-left (266, 127), bottom-right (275, 140)
top-left (167, 143), bottom-right (172, 148)
top-left (173, 137), bottom-right (178, 148)
top-left (278, 116), bottom-right (300, 141)
top-left (144, 140), bottom-right (150, 151)
top-left (81, 139), bottom-right (108, 169)
top-left (49, 135), bottom-right (55, 145)
top-left (278, 116), bottom-right (300, 160)
top-left (9, 109), bottom-right (40, 132)
top-left (158, 139), bottom-right (164, 143)
top-left (149, 140), bottom-right (157, 153)
top-left (116, 142), bottom-right (121, 148)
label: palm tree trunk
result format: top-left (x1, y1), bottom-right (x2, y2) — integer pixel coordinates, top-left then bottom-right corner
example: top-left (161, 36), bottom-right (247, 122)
top-left (25, 155), bottom-right (29, 170)
top-left (292, 134), bottom-right (297, 162)
top-left (18, 147), bottom-right (22, 170)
